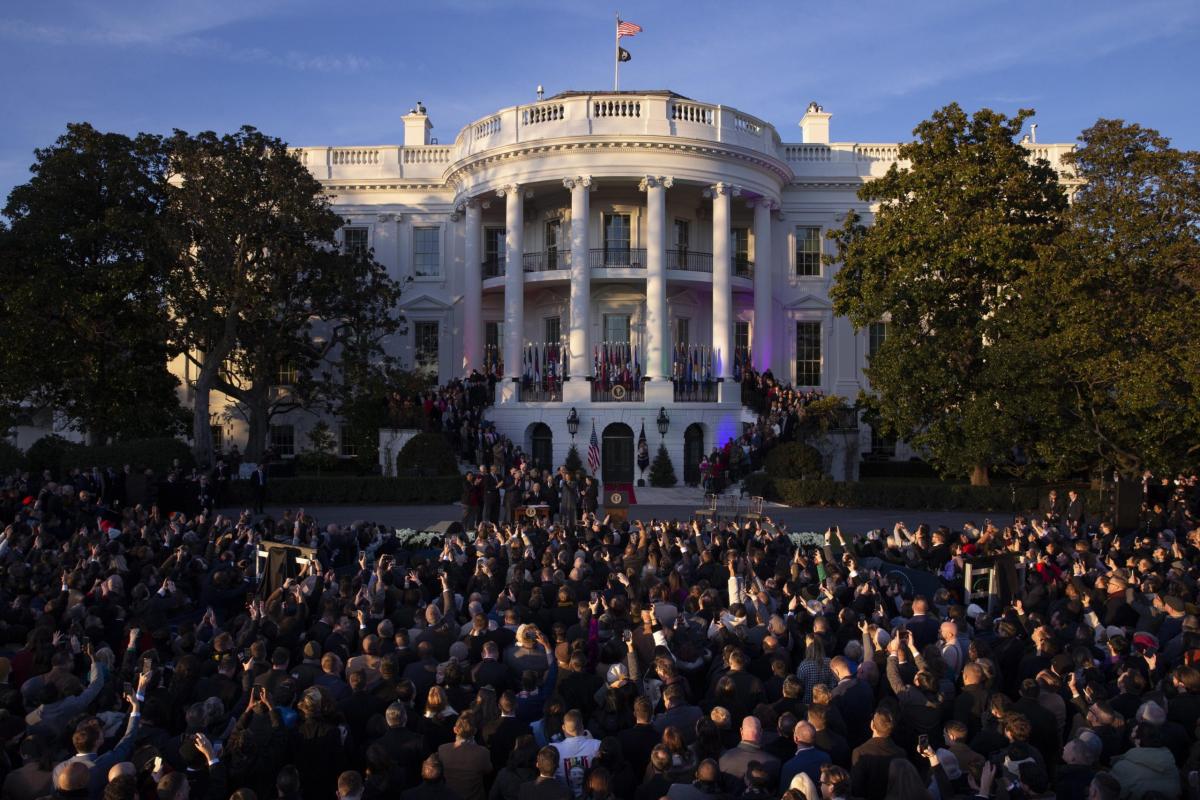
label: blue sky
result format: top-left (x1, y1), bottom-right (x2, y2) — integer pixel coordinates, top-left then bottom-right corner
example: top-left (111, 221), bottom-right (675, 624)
top-left (2, 0), bottom-right (1198, 203)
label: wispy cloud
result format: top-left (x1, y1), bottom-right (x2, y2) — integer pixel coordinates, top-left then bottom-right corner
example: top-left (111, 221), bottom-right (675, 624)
top-left (0, 2), bottom-right (377, 74)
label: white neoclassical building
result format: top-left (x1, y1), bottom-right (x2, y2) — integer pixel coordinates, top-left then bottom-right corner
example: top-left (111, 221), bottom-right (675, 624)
top-left (177, 90), bottom-right (1074, 484)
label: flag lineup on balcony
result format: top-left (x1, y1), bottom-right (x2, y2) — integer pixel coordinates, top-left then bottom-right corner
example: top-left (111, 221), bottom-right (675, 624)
top-left (593, 341), bottom-right (642, 391)
top-left (732, 345), bottom-right (752, 379)
top-left (521, 342), bottom-right (567, 401)
top-left (672, 343), bottom-right (718, 401)
top-left (482, 345), bottom-right (504, 378)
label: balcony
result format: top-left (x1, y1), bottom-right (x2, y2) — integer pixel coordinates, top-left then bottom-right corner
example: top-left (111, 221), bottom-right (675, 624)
top-left (523, 250), bottom-right (570, 272)
top-left (589, 248), bottom-right (646, 269)
top-left (733, 256), bottom-right (754, 278)
top-left (667, 249), bottom-right (712, 272)
top-left (483, 256), bottom-right (505, 278)
top-left (673, 380), bottom-right (717, 402)
top-left (592, 379), bottom-right (644, 402)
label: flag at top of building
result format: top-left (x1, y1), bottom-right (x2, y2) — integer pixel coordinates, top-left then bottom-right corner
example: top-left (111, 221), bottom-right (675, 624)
top-left (614, 15), bottom-right (642, 91)
top-left (587, 420), bottom-right (601, 475)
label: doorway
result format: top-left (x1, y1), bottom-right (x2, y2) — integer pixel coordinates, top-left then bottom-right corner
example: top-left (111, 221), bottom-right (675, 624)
top-left (602, 423), bottom-right (635, 484)
top-left (530, 423), bottom-right (553, 471)
top-left (684, 423), bottom-right (705, 486)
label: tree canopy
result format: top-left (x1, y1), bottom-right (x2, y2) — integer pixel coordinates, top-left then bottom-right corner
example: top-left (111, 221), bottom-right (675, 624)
top-left (829, 104), bottom-right (1068, 484)
top-left (0, 123), bottom-right (183, 444)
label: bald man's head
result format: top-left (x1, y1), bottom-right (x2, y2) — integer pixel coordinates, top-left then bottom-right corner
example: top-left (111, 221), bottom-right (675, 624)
top-left (107, 763), bottom-right (136, 782)
top-left (793, 720), bottom-right (816, 746)
top-left (58, 762), bottom-right (90, 793)
top-left (740, 715), bottom-right (763, 745)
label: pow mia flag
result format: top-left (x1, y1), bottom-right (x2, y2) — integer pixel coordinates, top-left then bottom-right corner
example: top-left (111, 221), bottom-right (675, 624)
top-left (618, 47), bottom-right (632, 62)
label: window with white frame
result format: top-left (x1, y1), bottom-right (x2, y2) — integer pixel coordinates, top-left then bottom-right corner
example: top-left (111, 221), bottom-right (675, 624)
top-left (603, 314), bottom-right (631, 344)
top-left (413, 226), bottom-right (440, 277)
top-left (269, 424), bottom-right (295, 457)
top-left (544, 317), bottom-right (561, 344)
top-left (868, 321), bottom-right (888, 360)
top-left (675, 318), bottom-right (690, 348)
top-left (484, 227), bottom-right (505, 276)
top-left (339, 424), bottom-right (359, 457)
top-left (795, 226), bottom-right (822, 276)
top-left (210, 420), bottom-right (224, 451)
top-left (276, 360), bottom-right (298, 387)
top-left (795, 321), bottom-right (822, 387)
top-left (343, 227), bottom-right (369, 261)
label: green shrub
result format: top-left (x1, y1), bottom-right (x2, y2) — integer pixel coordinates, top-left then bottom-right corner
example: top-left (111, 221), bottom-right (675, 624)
top-left (224, 476), bottom-right (460, 506)
top-left (396, 432), bottom-right (458, 477)
top-left (764, 442), bottom-right (825, 480)
top-left (564, 444), bottom-right (583, 474)
top-left (24, 435), bottom-right (195, 477)
top-left (25, 435), bottom-right (78, 476)
top-left (649, 445), bottom-right (677, 487)
top-left (740, 471), bottom-right (773, 498)
top-left (0, 440), bottom-right (25, 475)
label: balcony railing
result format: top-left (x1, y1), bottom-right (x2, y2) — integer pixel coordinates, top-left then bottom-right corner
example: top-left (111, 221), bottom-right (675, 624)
top-left (733, 256), bottom-right (754, 278)
top-left (667, 249), bottom-right (713, 272)
top-left (588, 248), bottom-right (646, 269)
top-left (673, 380), bottom-right (717, 402)
top-left (592, 379), bottom-right (644, 402)
top-left (482, 256), bottom-right (505, 278)
top-left (523, 250), bottom-right (570, 272)
top-left (519, 380), bottom-right (563, 402)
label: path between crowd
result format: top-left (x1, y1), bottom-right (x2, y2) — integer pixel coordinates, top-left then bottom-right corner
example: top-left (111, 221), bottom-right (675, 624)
top-left (221, 498), bottom-right (1016, 535)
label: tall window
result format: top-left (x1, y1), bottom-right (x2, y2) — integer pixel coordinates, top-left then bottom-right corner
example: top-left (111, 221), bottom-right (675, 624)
top-left (604, 314), bottom-right (631, 344)
top-left (270, 424), bottom-right (295, 457)
top-left (544, 317), bottom-right (561, 344)
top-left (795, 321), bottom-right (822, 387)
top-left (210, 418), bottom-right (224, 452)
top-left (343, 227), bottom-right (369, 261)
top-left (413, 227), bottom-right (440, 277)
top-left (603, 213), bottom-right (631, 264)
top-left (485, 321), bottom-right (503, 350)
top-left (735, 321), bottom-right (750, 355)
top-left (545, 220), bottom-right (561, 268)
top-left (276, 360), bottom-right (298, 387)
top-left (339, 423), bottom-right (359, 457)
top-left (796, 226), bottom-right (822, 276)
top-left (868, 321), bottom-right (888, 360)
top-left (673, 219), bottom-right (690, 252)
top-left (484, 227), bottom-right (505, 275)
top-left (732, 227), bottom-right (751, 275)
top-left (675, 318), bottom-right (690, 348)
top-left (414, 321), bottom-right (439, 380)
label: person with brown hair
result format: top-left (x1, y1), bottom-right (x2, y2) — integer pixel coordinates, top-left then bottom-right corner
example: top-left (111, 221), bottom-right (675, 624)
top-left (849, 711), bottom-right (904, 800)
top-left (437, 712), bottom-right (492, 800)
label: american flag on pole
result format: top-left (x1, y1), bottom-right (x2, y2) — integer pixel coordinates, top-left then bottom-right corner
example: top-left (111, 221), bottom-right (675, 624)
top-left (587, 420), bottom-right (601, 475)
top-left (617, 19), bottom-right (642, 37)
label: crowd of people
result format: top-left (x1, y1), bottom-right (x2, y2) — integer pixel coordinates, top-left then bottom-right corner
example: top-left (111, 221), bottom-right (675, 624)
top-left (2, 445), bottom-right (1200, 800)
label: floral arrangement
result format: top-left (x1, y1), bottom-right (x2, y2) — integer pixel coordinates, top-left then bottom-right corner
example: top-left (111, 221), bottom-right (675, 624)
top-left (394, 528), bottom-right (443, 549)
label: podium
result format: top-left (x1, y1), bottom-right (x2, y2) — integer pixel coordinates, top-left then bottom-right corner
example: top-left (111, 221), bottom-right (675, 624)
top-left (605, 490), bottom-right (629, 524)
top-left (516, 505), bottom-right (551, 524)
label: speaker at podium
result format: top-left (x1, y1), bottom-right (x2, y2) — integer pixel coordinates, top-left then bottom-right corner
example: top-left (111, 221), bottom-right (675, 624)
top-left (605, 489), bottom-right (629, 523)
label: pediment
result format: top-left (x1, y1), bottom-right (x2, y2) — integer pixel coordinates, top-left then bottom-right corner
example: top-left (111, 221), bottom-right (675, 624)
top-left (398, 292), bottom-right (454, 310)
top-left (783, 293), bottom-right (833, 310)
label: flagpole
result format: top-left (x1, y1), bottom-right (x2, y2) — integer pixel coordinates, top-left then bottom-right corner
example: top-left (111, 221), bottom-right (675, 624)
top-left (613, 12), bottom-right (620, 91)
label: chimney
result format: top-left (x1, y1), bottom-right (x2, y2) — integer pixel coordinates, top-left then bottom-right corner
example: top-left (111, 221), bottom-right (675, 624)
top-left (402, 101), bottom-right (432, 146)
top-left (799, 101), bottom-right (831, 144)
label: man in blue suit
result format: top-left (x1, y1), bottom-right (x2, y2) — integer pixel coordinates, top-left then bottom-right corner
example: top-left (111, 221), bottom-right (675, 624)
top-left (778, 720), bottom-right (831, 793)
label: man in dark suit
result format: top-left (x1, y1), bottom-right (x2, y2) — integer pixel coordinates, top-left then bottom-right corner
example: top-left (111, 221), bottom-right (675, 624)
top-left (829, 657), bottom-right (874, 748)
top-left (718, 716), bottom-right (781, 788)
top-left (850, 711), bottom-right (906, 800)
top-left (251, 464), bottom-right (267, 514)
top-left (906, 597), bottom-right (940, 649)
top-left (653, 684), bottom-right (703, 744)
top-left (472, 642), bottom-right (514, 695)
top-left (1065, 489), bottom-right (1085, 531)
top-left (375, 703), bottom-right (426, 785)
top-left (485, 692), bottom-right (531, 771)
top-left (518, 746), bottom-right (570, 800)
top-left (618, 697), bottom-right (660, 778)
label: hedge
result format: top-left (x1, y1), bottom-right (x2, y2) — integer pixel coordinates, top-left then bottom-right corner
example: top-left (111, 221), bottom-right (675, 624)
top-left (224, 476), bottom-right (461, 505)
top-left (25, 435), bottom-right (195, 477)
top-left (746, 476), bottom-right (1101, 513)
top-left (764, 442), bottom-right (825, 480)
top-left (396, 433), bottom-right (459, 477)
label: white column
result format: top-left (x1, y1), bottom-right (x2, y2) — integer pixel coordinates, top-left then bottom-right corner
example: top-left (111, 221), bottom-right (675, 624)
top-left (752, 198), bottom-right (774, 373)
top-left (708, 182), bottom-right (739, 379)
top-left (499, 184), bottom-right (524, 384)
top-left (462, 199), bottom-right (483, 376)
top-left (640, 176), bottom-right (672, 381)
top-left (566, 176), bottom-right (592, 379)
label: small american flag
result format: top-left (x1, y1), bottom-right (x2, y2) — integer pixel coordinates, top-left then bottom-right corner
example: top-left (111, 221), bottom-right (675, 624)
top-left (617, 19), bottom-right (642, 38)
top-left (587, 420), bottom-right (601, 474)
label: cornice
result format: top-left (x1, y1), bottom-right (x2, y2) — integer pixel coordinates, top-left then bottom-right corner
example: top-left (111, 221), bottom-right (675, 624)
top-left (443, 136), bottom-right (795, 191)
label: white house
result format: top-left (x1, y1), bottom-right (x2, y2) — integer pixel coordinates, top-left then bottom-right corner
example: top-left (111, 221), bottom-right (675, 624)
top-left (181, 91), bottom-right (1075, 484)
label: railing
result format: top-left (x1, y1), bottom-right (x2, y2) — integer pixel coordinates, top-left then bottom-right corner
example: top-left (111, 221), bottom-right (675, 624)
top-left (673, 380), bottom-right (717, 402)
top-left (733, 256), bottom-right (754, 278)
top-left (783, 144), bottom-right (832, 162)
top-left (667, 249), bottom-right (712, 272)
top-left (519, 380), bottom-right (563, 402)
top-left (522, 103), bottom-right (565, 125)
top-left (330, 148), bottom-right (379, 165)
top-left (401, 146), bottom-right (451, 164)
top-left (854, 144), bottom-right (901, 161)
top-left (670, 101), bottom-right (714, 125)
top-left (592, 379), bottom-right (644, 402)
top-left (589, 248), bottom-right (646, 268)
top-left (482, 257), bottom-right (505, 278)
top-left (474, 115), bottom-right (501, 138)
top-left (733, 114), bottom-right (763, 136)
top-left (593, 98), bottom-right (641, 118)
top-left (523, 251), bottom-right (569, 272)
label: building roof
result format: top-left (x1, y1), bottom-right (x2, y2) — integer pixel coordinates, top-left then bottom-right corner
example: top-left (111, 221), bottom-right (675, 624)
top-left (545, 89), bottom-right (694, 101)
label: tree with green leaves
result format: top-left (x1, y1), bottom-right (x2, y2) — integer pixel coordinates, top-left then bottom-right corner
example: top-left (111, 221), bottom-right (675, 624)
top-left (648, 444), bottom-right (677, 487)
top-left (829, 104), bottom-right (1067, 485)
top-left (164, 126), bottom-right (400, 467)
top-left (1021, 120), bottom-right (1200, 477)
top-left (0, 123), bottom-right (183, 444)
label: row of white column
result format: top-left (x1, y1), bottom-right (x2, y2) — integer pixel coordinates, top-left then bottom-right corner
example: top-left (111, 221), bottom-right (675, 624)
top-left (460, 177), bottom-right (776, 384)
